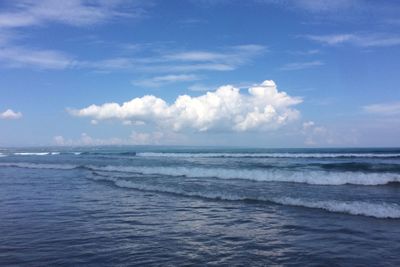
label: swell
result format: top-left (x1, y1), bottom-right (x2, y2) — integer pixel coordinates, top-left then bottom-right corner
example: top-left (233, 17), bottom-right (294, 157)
top-left (88, 173), bottom-right (400, 219)
top-left (80, 151), bottom-right (136, 156)
top-left (137, 152), bottom-right (400, 159)
top-left (10, 152), bottom-right (81, 156)
top-left (0, 162), bottom-right (77, 170)
top-left (315, 162), bottom-right (400, 173)
top-left (8, 151), bottom-right (400, 159)
top-left (236, 162), bottom-right (400, 173)
top-left (88, 165), bottom-right (400, 186)
top-left (13, 152), bottom-right (63, 156)
top-left (2, 162), bottom-right (400, 186)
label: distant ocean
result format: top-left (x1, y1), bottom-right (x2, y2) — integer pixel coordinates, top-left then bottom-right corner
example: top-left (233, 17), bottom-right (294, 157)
top-left (1, 147), bottom-right (400, 266)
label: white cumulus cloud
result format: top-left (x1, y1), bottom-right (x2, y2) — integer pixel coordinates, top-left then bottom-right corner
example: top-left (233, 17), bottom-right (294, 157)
top-left (69, 80), bottom-right (302, 132)
top-left (0, 109), bottom-right (22, 119)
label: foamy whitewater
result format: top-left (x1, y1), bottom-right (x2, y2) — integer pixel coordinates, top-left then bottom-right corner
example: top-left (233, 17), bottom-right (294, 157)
top-left (1, 147), bottom-right (400, 265)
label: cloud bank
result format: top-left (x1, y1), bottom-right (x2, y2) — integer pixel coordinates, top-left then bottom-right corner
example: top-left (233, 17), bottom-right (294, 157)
top-left (54, 131), bottom-right (182, 146)
top-left (0, 109), bottom-right (22, 120)
top-left (70, 80), bottom-right (302, 132)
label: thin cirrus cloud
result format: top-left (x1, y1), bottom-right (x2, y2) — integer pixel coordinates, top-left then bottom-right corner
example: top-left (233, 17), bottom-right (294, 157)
top-left (80, 44), bottom-right (265, 72)
top-left (69, 80), bottom-right (302, 132)
top-left (304, 33), bottom-right (400, 47)
top-left (0, 44), bottom-right (265, 72)
top-left (0, 0), bottom-right (143, 29)
top-left (280, 60), bottom-right (324, 71)
top-left (0, 0), bottom-right (146, 70)
top-left (260, 0), bottom-right (400, 24)
top-left (0, 2), bottom-right (266, 72)
top-left (132, 74), bottom-right (202, 88)
top-left (261, 0), bottom-right (360, 13)
top-left (0, 47), bottom-right (75, 69)
top-left (363, 102), bottom-right (400, 116)
top-left (163, 45), bottom-right (265, 63)
top-left (0, 109), bottom-right (22, 120)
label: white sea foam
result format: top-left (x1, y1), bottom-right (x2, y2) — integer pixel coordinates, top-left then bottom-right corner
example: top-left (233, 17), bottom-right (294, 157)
top-left (0, 162), bottom-right (77, 170)
top-left (88, 174), bottom-right (400, 219)
top-left (272, 197), bottom-right (400, 219)
top-left (90, 165), bottom-right (400, 185)
top-left (136, 152), bottom-right (400, 158)
top-left (0, 153), bottom-right (6, 157)
top-left (13, 152), bottom-right (62, 156)
top-left (14, 152), bottom-right (50, 156)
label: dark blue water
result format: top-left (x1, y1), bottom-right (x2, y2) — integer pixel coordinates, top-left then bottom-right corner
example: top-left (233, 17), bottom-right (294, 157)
top-left (1, 147), bottom-right (400, 266)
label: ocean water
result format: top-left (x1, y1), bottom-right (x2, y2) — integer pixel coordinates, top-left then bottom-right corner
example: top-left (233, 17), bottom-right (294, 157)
top-left (1, 147), bottom-right (400, 266)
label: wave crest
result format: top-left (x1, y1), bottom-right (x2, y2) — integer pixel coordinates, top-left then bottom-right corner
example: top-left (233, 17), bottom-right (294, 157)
top-left (89, 174), bottom-right (400, 219)
top-left (90, 165), bottom-right (400, 186)
top-left (2, 162), bottom-right (400, 186)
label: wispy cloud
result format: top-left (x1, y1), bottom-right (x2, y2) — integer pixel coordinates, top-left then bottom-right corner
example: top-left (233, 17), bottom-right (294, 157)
top-left (0, 43), bottom-right (266, 72)
top-left (164, 45), bottom-right (265, 63)
top-left (141, 63), bottom-right (236, 73)
top-left (363, 102), bottom-right (400, 115)
top-left (0, 1), bottom-right (267, 73)
top-left (258, 0), bottom-right (400, 28)
top-left (132, 74), bottom-right (201, 88)
top-left (280, 60), bottom-right (323, 71)
top-left (288, 49), bottom-right (321, 55)
top-left (76, 44), bottom-right (266, 72)
top-left (259, 0), bottom-right (362, 14)
top-left (0, 1), bottom-right (149, 70)
top-left (0, 0), bottom-right (144, 29)
top-left (287, 0), bottom-right (359, 13)
top-left (0, 46), bottom-right (75, 69)
top-left (78, 57), bottom-right (136, 71)
top-left (187, 83), bottom-right (212, 92)
top-left (304, 33), bottom-right (400, 47)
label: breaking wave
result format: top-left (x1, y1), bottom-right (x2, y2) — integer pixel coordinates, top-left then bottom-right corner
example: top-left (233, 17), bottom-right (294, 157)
top-left (11, 152), bottom-right (81, 156)
top-left (88, 165), bottom-right (400, 186)
top-left (88, 174), bottom-right (400, 219)
top-left (2, 162), bottom-right (400, 186)
top-left (13, 152), bottom-right (51, 156)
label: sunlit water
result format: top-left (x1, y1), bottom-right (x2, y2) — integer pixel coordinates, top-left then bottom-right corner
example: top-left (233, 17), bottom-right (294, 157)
top-left (1, 147), bottom-right (400, 266)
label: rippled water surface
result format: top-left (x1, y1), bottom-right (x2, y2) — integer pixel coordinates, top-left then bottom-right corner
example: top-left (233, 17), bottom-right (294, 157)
top-left (1, 147), bottom-right (400, 266)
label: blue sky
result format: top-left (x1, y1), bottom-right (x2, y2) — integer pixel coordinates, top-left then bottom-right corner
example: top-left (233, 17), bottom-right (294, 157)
top-left (1, 0), bottom-right (400, 147)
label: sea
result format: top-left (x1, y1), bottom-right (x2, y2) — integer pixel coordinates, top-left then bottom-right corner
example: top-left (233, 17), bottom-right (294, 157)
top-left (0, 146), bottom-right (400, 266)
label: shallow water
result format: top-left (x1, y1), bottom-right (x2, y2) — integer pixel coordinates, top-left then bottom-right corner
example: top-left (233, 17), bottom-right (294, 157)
top-left (1, 147), bottom-right (400, 266)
